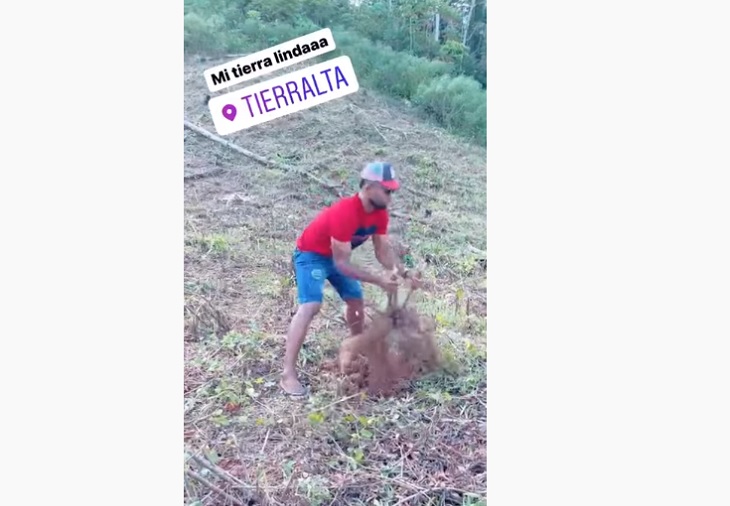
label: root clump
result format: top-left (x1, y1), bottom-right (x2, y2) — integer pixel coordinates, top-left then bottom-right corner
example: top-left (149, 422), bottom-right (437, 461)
top-left (338, 278), bottom-right (442, 396)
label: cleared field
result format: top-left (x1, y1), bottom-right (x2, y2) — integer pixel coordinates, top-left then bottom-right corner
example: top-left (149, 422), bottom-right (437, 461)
top-left (184, 54), bottom-right (486, 506)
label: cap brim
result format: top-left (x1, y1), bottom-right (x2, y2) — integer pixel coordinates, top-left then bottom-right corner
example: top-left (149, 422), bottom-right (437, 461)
top-left (382, 180), bottom-right (400, 190)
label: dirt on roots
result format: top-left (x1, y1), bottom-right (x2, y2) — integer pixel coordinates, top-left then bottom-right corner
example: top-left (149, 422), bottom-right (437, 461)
top-left (331, 281), bottom-right (443, 397)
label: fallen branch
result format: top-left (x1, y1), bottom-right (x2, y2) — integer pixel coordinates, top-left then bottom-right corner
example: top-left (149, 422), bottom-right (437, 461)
top-left (185, 469), bottom-right (246, 506)
top-left (348, 103), bottom-right (388, 142)
top-left (260, 428), bottom-right (271, 454)
top-left (184, 119), bottom-right (342, 196)
top-left (190, 453), bottom-right (248, 488)
top-left (309, 391), bottom-right (364, 414)
top-left (390, 210), bottom-right (436, 227)
top-left (377, 122), bottom-right (408, 139)
top-left (184, 168), bottom-right (224, 181)
top-left (349, 101), bottom-right (409, 139)
top-left (403, 185), bottom-right (450, 204)
top-left (312, 158), bottom-right (450, 208)
top-left (392, 487), bottom-right (482, 506)
top-left (270, 192), bottom-right (298, 204)
top-left (392, 490), bottom-right (429, 506)
top-left (371, 123), bottom-right (388, 142)
top-left (466, 244), bottom-right (487, 257)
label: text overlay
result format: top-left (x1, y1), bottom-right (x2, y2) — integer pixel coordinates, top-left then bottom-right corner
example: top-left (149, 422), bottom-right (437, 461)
top-left (203, 28), bottom-right (336, 93)
top-left (208, 55), bottom-right (360, 136)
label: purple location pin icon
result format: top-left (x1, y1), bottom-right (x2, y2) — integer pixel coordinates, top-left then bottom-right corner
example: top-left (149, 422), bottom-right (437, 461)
top-left (222, 104), bottom-right (237, 121)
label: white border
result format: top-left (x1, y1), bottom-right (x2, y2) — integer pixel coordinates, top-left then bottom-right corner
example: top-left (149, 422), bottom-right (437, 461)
top-left (1, 0), bottom-right (729, 504)
top-left (488, 0), bottom-right (730, 504)
top-left (2, 0), bottom-right (183, 503)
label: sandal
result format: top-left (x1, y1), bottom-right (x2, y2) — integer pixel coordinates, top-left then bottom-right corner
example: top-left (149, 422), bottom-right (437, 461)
top-left (280, 379), bottom-right (309, 398)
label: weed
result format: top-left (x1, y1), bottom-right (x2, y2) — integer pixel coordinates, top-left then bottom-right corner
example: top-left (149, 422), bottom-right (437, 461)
top-left (296, 475), bottom-right (332, 505)
top-left (186, 233), bottom-right (232, 256)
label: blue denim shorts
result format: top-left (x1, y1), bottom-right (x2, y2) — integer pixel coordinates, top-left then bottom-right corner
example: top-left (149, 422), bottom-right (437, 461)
top-left (292, 248), bottom-right (363, 304)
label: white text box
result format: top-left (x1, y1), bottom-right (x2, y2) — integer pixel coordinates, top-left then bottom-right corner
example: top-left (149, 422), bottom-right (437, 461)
top-left (208, 55), bottom-right (360, 136)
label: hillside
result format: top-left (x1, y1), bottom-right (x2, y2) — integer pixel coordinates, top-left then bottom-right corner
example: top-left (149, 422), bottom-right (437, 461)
top-left (184, 52), bottom-right (486, 505)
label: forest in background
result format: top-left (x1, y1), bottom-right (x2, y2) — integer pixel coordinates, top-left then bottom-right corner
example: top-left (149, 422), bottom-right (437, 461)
top-left (184, 0), bottom-right (487, 146)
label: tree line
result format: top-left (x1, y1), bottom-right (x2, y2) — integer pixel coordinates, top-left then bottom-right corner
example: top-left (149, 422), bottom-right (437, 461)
top-left (185, 0), bottom-right (487, 145)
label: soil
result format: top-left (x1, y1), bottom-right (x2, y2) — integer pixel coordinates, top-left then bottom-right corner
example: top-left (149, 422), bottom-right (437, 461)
top-left (335, 283), bottom-right (443, 397)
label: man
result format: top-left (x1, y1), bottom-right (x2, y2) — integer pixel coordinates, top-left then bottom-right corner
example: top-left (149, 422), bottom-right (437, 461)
top-left (281, 162), bottom-right (413, 396)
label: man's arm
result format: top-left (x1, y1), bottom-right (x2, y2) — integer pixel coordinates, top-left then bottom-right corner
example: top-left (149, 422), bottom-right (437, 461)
top-left (372, 234), bottom-right (406, 276)
top-left (331, 239), bottom-right (385, 285)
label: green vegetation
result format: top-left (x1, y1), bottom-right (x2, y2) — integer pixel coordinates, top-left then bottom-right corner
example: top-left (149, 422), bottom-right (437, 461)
top-left (184, 0), bottom-right (486, 145)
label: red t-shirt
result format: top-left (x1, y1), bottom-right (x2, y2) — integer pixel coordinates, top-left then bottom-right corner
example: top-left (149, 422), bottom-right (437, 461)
top-left (296, 194), bottom-right (389, 257)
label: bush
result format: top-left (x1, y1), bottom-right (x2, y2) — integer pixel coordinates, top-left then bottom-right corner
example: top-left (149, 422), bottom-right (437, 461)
top-left (330, 29), bottom-right (452, 100)
top-left (236, 19), bottom-right (322, 51)
top-left (184, 13), bottom-right (227, 54)
top-left (413, 75), bottom-right (486, 145)
top-left (182, 5), bottom-right (486, 146)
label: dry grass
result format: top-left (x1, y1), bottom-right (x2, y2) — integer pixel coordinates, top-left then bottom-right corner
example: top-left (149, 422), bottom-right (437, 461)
top-left (184, 55), bottom-right (486, 506)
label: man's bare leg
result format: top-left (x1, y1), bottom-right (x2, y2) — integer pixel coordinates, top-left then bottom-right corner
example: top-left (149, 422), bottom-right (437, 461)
top-left (281, 302), bottom-right (321, 395)
top-left (345, 298), bottom-right (365, 336)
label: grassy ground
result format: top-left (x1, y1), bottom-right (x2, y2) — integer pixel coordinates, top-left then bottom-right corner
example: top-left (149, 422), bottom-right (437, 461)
top-left (184, 54), bottom-right (486, 506)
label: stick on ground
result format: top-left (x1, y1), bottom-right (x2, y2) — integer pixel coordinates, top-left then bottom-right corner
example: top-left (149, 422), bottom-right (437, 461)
top-left (190, 453), bottom-right (248, 488)
top-left (185, 469), bottom-right (246, 506)
top-left (184, 119), bottom-right (342, 196)
top-left (184, 168), bottom-right (225, 181)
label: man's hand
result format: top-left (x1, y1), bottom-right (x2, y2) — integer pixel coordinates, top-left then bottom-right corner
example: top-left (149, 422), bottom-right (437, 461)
top-left (377, 275), bottom-right (399, 294)
top-left (401, 269), bottom-right (424, 290)
top-left (408, 275), bottom-right (424, 290)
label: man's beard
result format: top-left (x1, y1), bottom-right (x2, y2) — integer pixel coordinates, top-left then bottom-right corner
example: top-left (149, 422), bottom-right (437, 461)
top-left (369, 198), bottom-right (387, 210)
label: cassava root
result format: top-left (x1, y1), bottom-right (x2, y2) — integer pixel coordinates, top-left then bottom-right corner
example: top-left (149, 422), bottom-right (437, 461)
top-left (337, 276), bottom-right (442, 396)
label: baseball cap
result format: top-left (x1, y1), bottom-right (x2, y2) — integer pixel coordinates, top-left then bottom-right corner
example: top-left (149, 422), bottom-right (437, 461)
top-left (360, 162), bottom-right (400, 191)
